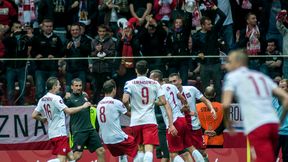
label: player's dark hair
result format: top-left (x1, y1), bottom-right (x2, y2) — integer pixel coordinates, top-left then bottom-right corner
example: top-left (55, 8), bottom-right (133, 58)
top-left (136, 60), bottom-right (148, 75)
top-left (46, 77), bottom-right (58, 90)
top-left (71, 78), bottom-right (82, 85)
top-left (168, 73), bottom-right (181, 79)
top-left (150, 69), bottom-right (163, 81)
top-left (103, 79), bottom-right (116, 94)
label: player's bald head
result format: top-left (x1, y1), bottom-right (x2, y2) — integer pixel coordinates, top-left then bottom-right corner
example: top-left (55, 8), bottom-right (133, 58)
top-left (225, 49), bottom-right (248, 72)
top-left (204, 85), bottom-right (216, 99)
top-left (230, 50), bottom-right (248, 65)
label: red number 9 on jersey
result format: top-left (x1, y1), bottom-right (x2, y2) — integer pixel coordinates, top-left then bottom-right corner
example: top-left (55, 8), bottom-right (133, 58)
top-left (141, 87), bottom-right (149, 105)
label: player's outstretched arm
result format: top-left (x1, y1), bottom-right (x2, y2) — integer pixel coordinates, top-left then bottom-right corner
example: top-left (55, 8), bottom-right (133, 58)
top-left (200, 96), bottom-right (217, 119)
top-left (63, 102), bottom-right (91, 115)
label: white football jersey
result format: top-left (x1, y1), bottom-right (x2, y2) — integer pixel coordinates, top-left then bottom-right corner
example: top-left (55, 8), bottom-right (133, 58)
top-left (35, 92), bottom-right (68, 139)
top-left (124, 76), bottom-right (164, 126)
top-left (97, 97), bottom-right (128, 144)
top-left (160, 84), bottom-right (184, 128)
top-left (223, 67), bottom-right (279, 134)
top-left (179, 86), bottom-right (203, 130)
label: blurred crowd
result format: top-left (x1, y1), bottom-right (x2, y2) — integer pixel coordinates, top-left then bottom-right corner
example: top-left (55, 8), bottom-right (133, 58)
top-left (0, 0), bottom-right (287, 105)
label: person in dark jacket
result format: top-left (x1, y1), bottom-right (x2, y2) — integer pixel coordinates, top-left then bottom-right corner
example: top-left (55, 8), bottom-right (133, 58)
top-left (64, 23), bottom-right (91, 92)
top-left (3, 21), bottom-right (31, 105)
top-left (31, 19), bottom-right (64, 101)
top-left (166, 17), bottom-right (190, 85)
top-left (192, 5), bottom-right (226, 101)
top-left (140, 16), bottom-right (167, 72)
top-left (64, 78), bottom-right (106, 162)
top-left (90, 24), bottom-right (115, 103)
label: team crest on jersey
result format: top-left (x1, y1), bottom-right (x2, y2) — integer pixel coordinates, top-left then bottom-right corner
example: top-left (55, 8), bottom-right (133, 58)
top-left (186, 93), bottom-right (191, 98)
top-left (59, 99), bottom-right (63, 104)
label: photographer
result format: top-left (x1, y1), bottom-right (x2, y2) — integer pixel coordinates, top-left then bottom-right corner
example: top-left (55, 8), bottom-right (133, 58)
top-left (3, 21), bottom-right (32, 105)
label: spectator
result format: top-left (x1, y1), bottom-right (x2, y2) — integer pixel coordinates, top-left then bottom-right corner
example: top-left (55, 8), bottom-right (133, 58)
top-left (192, 5), bottom-right (226, 101)
top-left (139, 16), bottom-right (166, 72)
top-left (196, 85), bottom-right (225, 148)
top-left (38, 0), bottom-right (69, 43)
top-left (128, 0), bottom-right (153, 24)
top-left (273, 79), bottom-right (288, 162)
top-left (67, 0), bottom-right (98, 37)
top-left (231, 0), bottom-right (262, 31)
top-left (0, 0), bottom-right (17, 25)
top-left (261, 39), bottom-right (282, 79)
top-left (166, 17), bottom-right (190, 85)
top-left (90, 24), bottom-right (115, 103)
top-left (64, 23), bottom-right (91, 92)
top-left (237, 12), bottom-right (265, 70)
top-left (115, 18), bottom-right (140, 87)
top-left (31, 19), bottom-right (63, 102)
top-left (276, 10), bottom-right (288, 79)
top-left (3, 21), bottom-right (31, 105)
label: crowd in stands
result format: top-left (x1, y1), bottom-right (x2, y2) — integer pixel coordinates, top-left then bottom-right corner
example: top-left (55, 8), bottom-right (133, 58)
top-left (0, 0), bottom-right (287, 105)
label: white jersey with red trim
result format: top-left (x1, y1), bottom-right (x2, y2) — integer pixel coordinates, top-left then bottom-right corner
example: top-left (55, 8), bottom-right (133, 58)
top-left (180, 86), bottom-right (203, 130)
top-left (124, 76), bottom-right (164, 126)
top-left (97, 97), bottom-right (128, 144)
top-left (160, 84), bottom-right (184, 128)
top-left (223, 67), bottom-right (279, 134)
top-left (35, 92), bottom-right (68, 139)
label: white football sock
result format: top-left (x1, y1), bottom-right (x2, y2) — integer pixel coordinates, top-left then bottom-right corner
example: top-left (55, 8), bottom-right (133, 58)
top-left (174, 155), bottom-right (185, 162)
top-left (133, 151), bottom-right (144, 162)
top-left (192, 150), bottom-right (205, 162)
top-left (143, 151), bottom-right (153, 162)
top-left (47, 159), bottom-right (60, 162)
